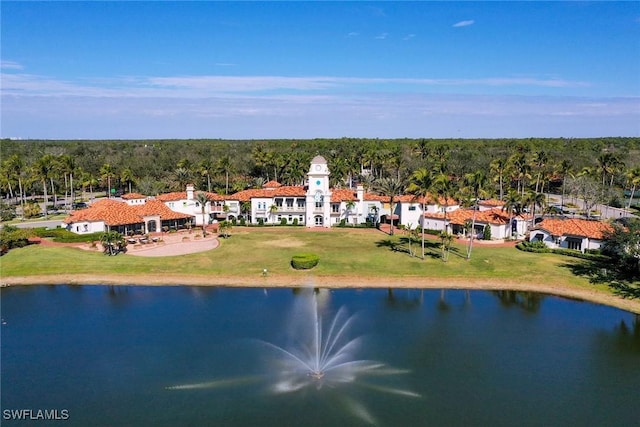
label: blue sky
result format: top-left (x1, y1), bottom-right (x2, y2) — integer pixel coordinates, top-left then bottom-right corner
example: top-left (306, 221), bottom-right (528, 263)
top-left (2, 1), bottom-right (639, 139)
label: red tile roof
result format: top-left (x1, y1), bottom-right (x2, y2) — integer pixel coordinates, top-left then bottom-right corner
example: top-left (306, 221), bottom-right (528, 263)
top-left (535, 218), bottom-right (613, 240)
top-left (331, 189), bottom-right (358, 202)
top-left (229, 186), bottom-right (307, 202)
top-left (479, 198), bottom-right (505, 208)
top-left (64, 199), bottom-right (192, 226)
top-left (155, 191), bottom-right (226, 202)
top-left (423, 207), bottom-right (514, 225)
top-left (121, 192), bottom-right (147, 200)
top-left (263, 180), bottom-right (282, 188)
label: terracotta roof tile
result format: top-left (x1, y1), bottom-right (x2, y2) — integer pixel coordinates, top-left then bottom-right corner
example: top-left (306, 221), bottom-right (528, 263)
top-left (535, 218), bottom-right (613, 240)
top-left (121, 192), bottom-right (147, 200)
top-left (479, 198), bottom-right (505, 207)
top-left (262, 180), bottom-right (282, 188)
top-left (229, 186), bottom-right (306, 201)
top-left (331, 189), bottom-right (358, 203)
top-left (64, 199), bottom-right (192, 227)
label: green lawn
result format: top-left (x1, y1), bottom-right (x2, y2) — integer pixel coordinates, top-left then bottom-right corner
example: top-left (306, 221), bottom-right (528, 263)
top-left (1, 227), bottom-right (596, 289)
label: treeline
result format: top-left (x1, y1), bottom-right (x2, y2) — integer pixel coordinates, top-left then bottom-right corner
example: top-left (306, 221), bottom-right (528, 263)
top-left (1, 137), bottom-right (639, 205)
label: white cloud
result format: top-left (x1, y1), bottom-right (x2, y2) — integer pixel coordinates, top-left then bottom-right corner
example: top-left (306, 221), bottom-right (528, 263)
top-left (375, 33), bottom-right (388, 40)
top-left (0, 73), bottom-right (593, 100)
top-left (403, 34), bottom-right (416, 41)
top-left (1, 60), bottom-right (24, 70)
top-left (347, 32), bottom-right (359, 37)
top-left (453, 20), bottom-right (475, 28)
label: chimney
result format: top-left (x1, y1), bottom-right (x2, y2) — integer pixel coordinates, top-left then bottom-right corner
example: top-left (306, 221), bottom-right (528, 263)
top-left (186, 184), bottom-right (195, 200)
top-left (356, 185), bottom-right (364, 202)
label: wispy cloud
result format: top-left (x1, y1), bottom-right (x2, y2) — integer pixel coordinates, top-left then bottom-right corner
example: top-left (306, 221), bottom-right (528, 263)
top-left (375, 32), bottom-right (388, 40)
top-left (0, 73), bottom-right (592, 100)
top-left (403, 34), bottom-right (416, 41)
top-left (347, 32), bottom-right (359, 37)
top-left (1, 60), bottom-right (24, 70)
top-left (453, 20), bottom-right (475, 28)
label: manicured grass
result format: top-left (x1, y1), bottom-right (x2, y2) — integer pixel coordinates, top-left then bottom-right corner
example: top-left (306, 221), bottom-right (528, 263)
top-left (1, 228), bottom-right (596, 290)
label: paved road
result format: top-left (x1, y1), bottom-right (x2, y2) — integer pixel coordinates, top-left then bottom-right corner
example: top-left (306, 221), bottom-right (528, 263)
top-left (8, 220), bottom-right (64, 229)
top-left (545, 193), bottom-right (636, 220)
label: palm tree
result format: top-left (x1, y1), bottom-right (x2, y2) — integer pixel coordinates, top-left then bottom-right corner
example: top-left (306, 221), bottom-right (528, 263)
top-left (120, 167), bottom-right (136, 194)
top-left (557, 159), bottom-right (573, 212)
top-left (58, 154), bottom-right (77, 210)
top-left (269, 204), bottom-right (278, 224)
top-left (4, 154), bottom-right (26, 219)
top-left (100, 163), bottom-right (117, 198)
top-left (489, 157), bottom-right (507, 201)
top-left (198, 159), bottom-right (215, 192)
top-left (502, 190), bottom-right (524, 239)
top-left (524, 191), bottom-right (546, 229)
top-left (406, 168), bottom-right (433, 260)
top-left (33, 154), bottom-right (56, 218)
top-left (100, 231), bottom-right (125, 256)
top-left (216, 155), bottom-right (234, 195)
top-left (462, 170), bottom-right (488, 260)
top-left (432, 173), bottom-right (455, 262)
top-left (171, 167), bottom-right (192, 191)
top-left (345, 200), bottom-right (356, 226)
top-left (625, 167), bottom-right (640, 210)
top-left (240, 201), bottom-right (252, 222)
top-left (532, 150), bottom-right (548, 193)
top-left (375, 177), bottom-right (404, 235)
top-left (195, 191), bottom-right (209, 236)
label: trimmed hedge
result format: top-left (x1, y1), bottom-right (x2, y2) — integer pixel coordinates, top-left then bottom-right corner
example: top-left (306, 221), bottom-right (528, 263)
top-left (32, 228), bottom-right (103, 243)
top-left (291, 253), bottom-right (320, 270)
top-left (516, 241), bottom-right (611, 262)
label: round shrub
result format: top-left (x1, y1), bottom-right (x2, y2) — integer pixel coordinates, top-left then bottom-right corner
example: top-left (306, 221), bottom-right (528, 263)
top-left (291, 253), bottom-right (320, 270)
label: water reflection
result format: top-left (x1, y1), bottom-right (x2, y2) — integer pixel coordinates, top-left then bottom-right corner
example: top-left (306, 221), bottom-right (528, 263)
top-left (167, 289), bottom-right (420, 425)
top-left (493, 290), bottom-right (544, 312)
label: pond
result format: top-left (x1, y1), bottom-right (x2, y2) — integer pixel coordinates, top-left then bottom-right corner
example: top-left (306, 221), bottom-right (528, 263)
top-left (1, 286), bottom-right (638, 426)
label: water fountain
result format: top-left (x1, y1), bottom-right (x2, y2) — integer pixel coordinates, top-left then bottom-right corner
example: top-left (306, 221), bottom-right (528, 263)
top-left (167, 289), bottom-right (420, 424)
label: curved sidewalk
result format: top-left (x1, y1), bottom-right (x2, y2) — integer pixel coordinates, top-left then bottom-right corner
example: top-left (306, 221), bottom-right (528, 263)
top-left (127, 235), bottom-right (220, 257)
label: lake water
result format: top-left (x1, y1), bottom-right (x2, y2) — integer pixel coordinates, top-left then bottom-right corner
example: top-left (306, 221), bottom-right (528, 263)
top-left (1, 286), bottom-right (638, 426)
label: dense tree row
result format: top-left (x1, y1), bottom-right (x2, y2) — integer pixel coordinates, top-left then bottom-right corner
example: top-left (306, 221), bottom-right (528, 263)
top-left (1, 138), bottom-right (639, 222)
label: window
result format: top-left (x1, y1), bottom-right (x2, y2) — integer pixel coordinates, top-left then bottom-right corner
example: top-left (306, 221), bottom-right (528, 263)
top-left (275, 198), bottom-right (283, 208)
top-left (567, 239), bottom-right (582, 251)
top-left (297, 200), bottom-right (305, 208)
top-left (409, 206), bottom-right (416, 211)
top-left (332, 204), bottom-right (340, 213)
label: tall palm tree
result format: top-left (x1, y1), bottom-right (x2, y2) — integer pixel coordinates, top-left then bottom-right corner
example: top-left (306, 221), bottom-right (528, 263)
top-left (216, 155), bottom-right (234, 195)
top-left (406, 168), bottom-right (434, 260)
top-left (463, 170), bottom-right (488, 260)
top-left (4, 154), bottom-right (26, 219)
top-left (344, 200), bottom-right (356, 226)
top-left (557, 159), bottom-right (573, 212)
top-left (58, 154), bottom-right (77, 210)
top-left (524, 191), bottom-right (546, 229)
top-left (120, 167), bottom-right (136, 194)
top-left (532, 150), bottom-right (548, 193)
top-left (33, 154), bottom-right (56, 218)
top-left (171, 167), bottom-right (192, 191)
top-left (432, 173), bottom-right (455, 261)
top-left (269, 204), bottom-right (278, 224)
top-left (374, 176), bottom-right (404, 236)
top-left (100, 163), bottom-right (117, 198)
top-left (502, 190), bottom-right (524, 239)
top-left (198, 159), bottom-right (216, 192)
top-left (625, 167), bottom-right (640, 210)
top-left (489, 157), bottom-right (507, 200)
top-left (195, 191), bottom-right (209, 235)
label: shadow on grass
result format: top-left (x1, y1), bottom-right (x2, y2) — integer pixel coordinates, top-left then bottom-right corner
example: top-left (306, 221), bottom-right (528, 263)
top-left (375, 237), bottom-right (461, 262)
top-left (559, 259), bottom-right (640, 299)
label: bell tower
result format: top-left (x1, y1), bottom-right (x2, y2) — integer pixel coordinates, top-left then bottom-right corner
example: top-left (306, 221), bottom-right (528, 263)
top-left (306, 155), bottom-right (332, 227)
